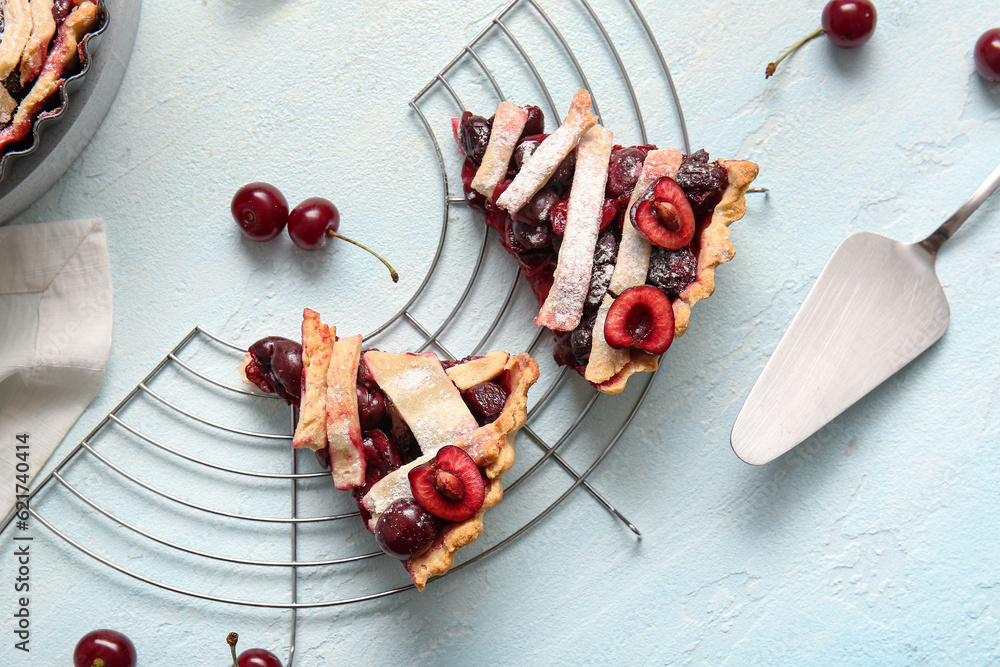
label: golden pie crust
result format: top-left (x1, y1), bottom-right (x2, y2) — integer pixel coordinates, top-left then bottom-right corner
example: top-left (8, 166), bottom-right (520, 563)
top-left (405, 352), bottom-right (538, 590)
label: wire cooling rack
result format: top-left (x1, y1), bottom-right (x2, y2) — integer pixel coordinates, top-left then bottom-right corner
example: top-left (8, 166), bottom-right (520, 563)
top-left (1, 1), bottom-right (697, 663)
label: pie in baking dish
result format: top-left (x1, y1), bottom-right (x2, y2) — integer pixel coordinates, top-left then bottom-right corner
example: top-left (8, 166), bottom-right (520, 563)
top-left (0, 0), bottom-right (103, 159)
top-left (240, 309), bottom-right (539, 590)
top-left (454, 89), bottom-right (758, 393)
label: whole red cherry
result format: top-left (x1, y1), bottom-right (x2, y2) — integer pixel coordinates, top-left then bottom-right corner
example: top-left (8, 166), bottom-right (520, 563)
top-left (974, 28), bottom-right (1000, 82)
top-left (73, 629), bottom-right (137, 667)
top-left (286, 196), bottom-right (340, 251)
top-left (821, 0), bottom-right (877, 47)
top-left (766, 0), bottom-right (877, 78)
top-left (237, 648), bottom-right (283, 667)
top-left (231, 182), bottom-right (288, 241)
top-left (286, 197), bottom-right (399, 282)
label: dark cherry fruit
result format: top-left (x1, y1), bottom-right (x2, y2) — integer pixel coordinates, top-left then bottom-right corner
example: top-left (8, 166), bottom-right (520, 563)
top-left (550, 199), bottom-right (569, 235)
top-left (512, 189), bottom-right (560, 226)
top-left (511, 218), bottom-right (553, 251)
top-left (570, 312), bottom-right (597, 365)
top-left (375, 498), bottom-right (439, 559)
top-left (606, 146), bottom-right (649, 199)
top-left (461, 157), bottom-right (487, 211)
top-left (352, 430), bottom-right (402, 526)
top-left (631, 177), bottom-right (696, 250)
top-left (585, 229), bottom-right (618, 311)
top-left (485, 179), bottom-right (513, 213)
top-left (520, 105), bottom-right (545, 138)
top-left (232, 182), bottom-right (288, 242)
top-left (408, 445), bottom-right (486, 522)
top-left (822, 0), bottom-right (877, 47)
top-left (315, 446), bottom-right (331, 470)
top-left (675, 150), bottom-right (728, 212)
top-left (548, 147), bottom-right (577, 193)
top-left (245, 336), bottom-right (303, 406)
top-left (647, 246), bottom-right (698, 300)
top-left (384, 398), bottom-right (420, 462)
top-left (287, 197), bottom-right (399, 282)
top-left (552, 331), bottom-right (579, 369)
top-left (513, 139), bottom-right (540, 171)
top-left (586, 262), bottom-right (615, 311)
top-left (357, 352), bottom-right (378, 389)
top-left (975, 28), bottom-right (1000, 82)
top-left (457, 111), bottom-right (492, 164)
top-left (74, 629), bottom-right (137, 667)
top-left (766, 0), bottom-right (877, 78)
top-left (604, 285), bottom-right (675, 355)
top-left (600, 198), bottom-right (619, 231)
top-left (593, 228), bottom-right (618, 265)
top-left (463, 381), bottom-right (509, 425)
top-left (515, 251), bottom-right (557, 306)
top-left (357, 383), bottom-right (387, 431)
top-left (237, 648), bottom-right (283, 667)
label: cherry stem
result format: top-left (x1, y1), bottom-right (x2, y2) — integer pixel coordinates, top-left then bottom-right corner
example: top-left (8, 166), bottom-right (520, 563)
top-left (327, 230), bottom-right (400, 283)
top-left (766, 27), bottom-right (824, 78)
top-left (228, 632), bottom-right (239, 667)
top-left (91, 660), bottom-right (105, 667)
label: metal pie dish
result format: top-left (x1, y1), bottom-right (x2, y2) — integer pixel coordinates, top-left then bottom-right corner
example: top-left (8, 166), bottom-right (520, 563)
top-left (0, 1), bottom-right (110, 183)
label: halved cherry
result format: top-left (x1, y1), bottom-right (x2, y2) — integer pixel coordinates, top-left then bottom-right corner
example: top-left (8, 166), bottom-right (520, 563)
top-left (630, 177), bottom-right (695, 250)
top-left (604, 285), bottom-right (675, 355)
top-left (408, 445), bottom-right (485, 522)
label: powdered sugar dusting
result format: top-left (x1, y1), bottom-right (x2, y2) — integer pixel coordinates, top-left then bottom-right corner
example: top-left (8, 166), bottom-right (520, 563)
top-left (535, 124), bottom-right (613, 331)
top-left (363, 351), bottom-right (478, 456)
top-left (495, 89), bottom-right (597, 214)
top-left (471, 101), bottom-right (528, 199)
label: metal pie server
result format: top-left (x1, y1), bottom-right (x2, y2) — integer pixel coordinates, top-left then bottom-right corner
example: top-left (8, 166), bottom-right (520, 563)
top-left (731, 160), bottom-right (1000, 465)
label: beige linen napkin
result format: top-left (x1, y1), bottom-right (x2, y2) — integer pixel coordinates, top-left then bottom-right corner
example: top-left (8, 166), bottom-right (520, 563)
top-left (0, 219), bottom-right (113, 520)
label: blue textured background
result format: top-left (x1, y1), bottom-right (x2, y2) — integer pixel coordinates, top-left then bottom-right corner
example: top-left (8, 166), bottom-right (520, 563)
top-left (2, 0), bottom-right (999, 663)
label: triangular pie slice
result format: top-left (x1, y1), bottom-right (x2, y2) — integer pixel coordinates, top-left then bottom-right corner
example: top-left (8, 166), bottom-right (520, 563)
top-left (454, 90), bottom-right (758, 393)
top-left (240, 310), bottom-right (539, 590)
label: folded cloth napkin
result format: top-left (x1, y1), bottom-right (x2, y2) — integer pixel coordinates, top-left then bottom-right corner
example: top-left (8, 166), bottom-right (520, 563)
top-left (0, 219), bottom-right (113, 521)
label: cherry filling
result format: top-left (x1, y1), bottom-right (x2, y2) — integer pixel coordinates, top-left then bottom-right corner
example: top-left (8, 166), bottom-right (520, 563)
top-left (463, 380), bottom-right (509, 426)
top-left (352, 429), bottom-right (403, 526)
top-left (520, 105), bottom-right (545, 138)
top-left (244, 336), bottom-right (303, 406)
top-left (647, 247), bottom-right (698, 300)
top-left (606, 145), bottom-right (654, 198)
top-left (457, 111), bottom-right (492, 164)
top-left (356, 383), bottom-right (387, 431)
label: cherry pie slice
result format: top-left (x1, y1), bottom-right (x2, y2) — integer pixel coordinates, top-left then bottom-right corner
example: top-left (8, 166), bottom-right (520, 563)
top-left (454, 90), bottom-right (758, 393)
top-left (240, 309), bottom-right (539, 590)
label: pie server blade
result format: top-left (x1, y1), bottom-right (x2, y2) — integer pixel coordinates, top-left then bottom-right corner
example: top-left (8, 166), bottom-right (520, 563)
top-left (731, 160), bottom-right (1000, 465)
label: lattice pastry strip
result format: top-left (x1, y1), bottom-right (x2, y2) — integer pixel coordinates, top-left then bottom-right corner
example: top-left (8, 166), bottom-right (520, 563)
top-left (535, 124), bottom-right (613, 332)
top-left (495, 88), bottom-right (597, 213)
